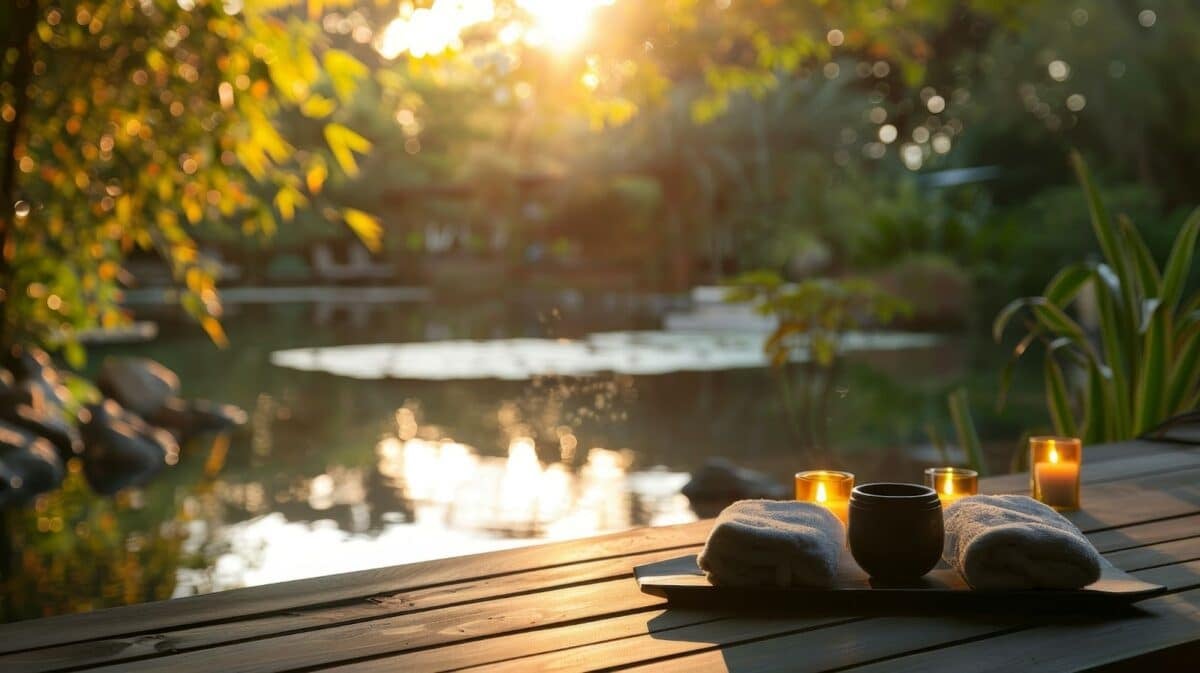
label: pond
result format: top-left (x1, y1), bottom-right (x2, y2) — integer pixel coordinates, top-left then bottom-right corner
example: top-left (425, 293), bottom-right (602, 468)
top-left (0, 291), bottom-right (1046, 622)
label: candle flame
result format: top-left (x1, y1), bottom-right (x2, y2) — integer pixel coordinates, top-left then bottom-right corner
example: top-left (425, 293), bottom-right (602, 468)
top-left (815, 481), bottom-right (828, 503)
top-left (1049, 446), bottom-right (1059, 464)
top-left (943, 472), bottom-right (954, 495)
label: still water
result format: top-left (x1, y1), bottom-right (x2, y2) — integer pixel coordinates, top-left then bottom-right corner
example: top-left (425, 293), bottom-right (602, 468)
top-left (0, 292), bottom-right (1044, 621)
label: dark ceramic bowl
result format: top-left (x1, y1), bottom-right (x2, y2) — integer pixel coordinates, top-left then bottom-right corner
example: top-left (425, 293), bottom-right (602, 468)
top-left (848, 483), bottom-right (943, 581)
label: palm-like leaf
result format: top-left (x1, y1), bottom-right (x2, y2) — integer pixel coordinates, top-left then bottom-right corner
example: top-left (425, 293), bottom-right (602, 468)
top-left (996, 154), bottom-right (1200, 442)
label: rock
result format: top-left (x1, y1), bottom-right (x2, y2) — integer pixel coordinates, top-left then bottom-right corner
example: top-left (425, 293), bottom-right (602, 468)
top-left (81, 399), bottom-right (179, 495)
top-left (97, 357), bottom-right (180, 418)
top-left (0, 379), bottom-right (82, 460)
top-left (2, 345), bottom-right (72, 408)
top-left (680, 458), bottom-right (789, 519)
top-left (148, 397), bottom-right (248, 438)
top-left (0, 421), bottom-right (66, 508)
top-left (3, 344), bottom-right (54, 381)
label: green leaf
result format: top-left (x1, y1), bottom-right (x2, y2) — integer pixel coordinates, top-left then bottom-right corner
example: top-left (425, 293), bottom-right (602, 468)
top-left (1044, 263), bottom-right (1092, 307)
top-left (324, 123), bottom-right (372, 177)
top-left (1081, 358), bottom-right (1113, 444)
top-left (1132, 302), bottom-right (1168, 435)
top-left (1093, 270), bottom-right (1132, 438)
top-left (995, 331), bottom-right (1037, 412)
top-left (924, 422), bottom-right (949, 465)
top-left (1160, 207), bottom-right (1200, 315)
top-left (1139, 298), bottom-right (1161, 334)
top-left (948, 388), bottom-right (987, 476)
top-left (1120, 214), bottom-right (1161, 299)
top-left (1071, 152), bottom-right (1138, 335)
top-left (993, 297), bottom-right (1028, 342)
top-left (1044, 349), bottom-right (1079, 438)
top-left (1031, 300), bottom-right (1087, 343)
top-left (1165, 324), bottom-right (1200, 415)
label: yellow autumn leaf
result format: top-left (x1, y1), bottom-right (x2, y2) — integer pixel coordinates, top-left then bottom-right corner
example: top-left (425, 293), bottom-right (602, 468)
top-left (259, 208), bottom-right (277, 236)
top-left (235, 142), bottom-right (268, 180)
top-left (99, 261), bottom-right (119, 281)
top-left (274, 185), bottom-right (308, 221)
top-left (323, 123), bottom-right (371, 177)
top-left (185, 267), bottom-right (203, 292)
top-left (343, 207), bottom-right (382, 252)
top-left (116, 195), bottom-right (133, 224)
top-left (249, 112), bottom-right (292, 163)
top-left (201, 317), bottom-right (229, 348)
top-left (324, 49), bottom-right (368, 103)
top-left (300, 94), bottom-right (337, 119)
top-left (157, 174), bottom-right (174, 200)
top-left (174, 244), bottom-right (197, 264)
top-left (183, 197), bottom-right (203, 224)
top-left (308, 0), bottom-right (324, 20)
top-left (306, 157), bottom-right (328, 195)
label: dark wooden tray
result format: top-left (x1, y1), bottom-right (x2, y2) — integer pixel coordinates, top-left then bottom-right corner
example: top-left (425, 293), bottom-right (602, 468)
top-left (634, 554), bottom-right (1167, 614)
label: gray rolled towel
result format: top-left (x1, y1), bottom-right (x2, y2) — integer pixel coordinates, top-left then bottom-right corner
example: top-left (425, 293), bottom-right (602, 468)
top-left (697, 499), bottom-right (844, 588)
top-left (944, 494), bottom-right (1103, 590)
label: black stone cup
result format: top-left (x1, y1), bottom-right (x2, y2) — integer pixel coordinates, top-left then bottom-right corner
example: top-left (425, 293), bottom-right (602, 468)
top-left (848, 482), bottom-right (943, 581)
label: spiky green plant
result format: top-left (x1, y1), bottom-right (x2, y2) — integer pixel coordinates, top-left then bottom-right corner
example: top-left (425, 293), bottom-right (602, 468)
top-left (725, 270), bottom-right (909, 451)
top-left (995, 152), bottom-right (1200, 442)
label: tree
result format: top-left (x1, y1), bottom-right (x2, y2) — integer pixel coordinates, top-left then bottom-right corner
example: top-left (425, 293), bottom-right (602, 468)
top-left (0, 0), bottom-right (381, 361)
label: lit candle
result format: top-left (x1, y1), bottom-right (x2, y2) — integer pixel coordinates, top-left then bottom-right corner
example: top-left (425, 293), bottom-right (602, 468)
top-left (795, 470), bottom-right (853, 525)
top-left (924, 467), bottom-right (978, 507)
top-left (1030, 437), bottom-right (1082, 511)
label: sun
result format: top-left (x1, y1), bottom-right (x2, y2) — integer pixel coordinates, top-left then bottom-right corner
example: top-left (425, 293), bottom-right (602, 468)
top-left (518, 0), bottom-right (614, 52)
top-left (375, 0), bottom-right (613, 60)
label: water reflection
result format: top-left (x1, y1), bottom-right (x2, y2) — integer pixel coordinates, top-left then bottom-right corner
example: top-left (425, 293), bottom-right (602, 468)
top-left (183, 428), bottom-right (692, 592)
top-left (374, 430), bottom-right (691, 538)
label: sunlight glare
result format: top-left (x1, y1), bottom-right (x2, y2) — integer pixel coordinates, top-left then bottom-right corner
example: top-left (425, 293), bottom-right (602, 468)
top-left (376, 0), bottom-right (611, 59)
top-left (518, 0), bottom-right (614, 52)
top-left (377, 0), bottom-right (495, 59)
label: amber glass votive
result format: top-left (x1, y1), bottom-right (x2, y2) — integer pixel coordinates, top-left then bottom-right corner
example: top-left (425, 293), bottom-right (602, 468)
top-left (795, 470), bottom-right (854, 524)
top-left (1030, 436), bottom-right (1082, 511)
top-left (924, 467), bottom-right (978, 507)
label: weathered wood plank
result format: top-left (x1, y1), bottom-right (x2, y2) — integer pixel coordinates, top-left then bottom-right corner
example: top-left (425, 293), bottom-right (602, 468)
top-left (841, 574), bottom-right (1200, 673)
top-left (319, 531), bottom-right (1200, 673)
top-left (12, 466), bottom-right (1200, 673)
top-left (1089, 513), bottom-right (1200, 552)
top-left (0, 520), bottom-right (711, 655)
top-left (980, 444), bottom-right (1200, 495)
top-left (373, 613), bottom-right (855, 673)
top-left (69, 575), bottom-right (669, 673)
top-left (1103, 536), bottom-right (1200, 571)
top-left (0, 545), bottom-right (706, 673)
top-left (1063, 467), bottom-right (1200, 532)
top-left (613, 561), bottom-right (1200, 673)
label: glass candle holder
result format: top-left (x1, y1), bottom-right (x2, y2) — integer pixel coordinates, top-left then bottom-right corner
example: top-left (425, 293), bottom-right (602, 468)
top-left (1030, 436), bottom-right (1082, 511)
top-left (795, 470), bottom-right (854, 524)
top-left (924, 467), bottom-right (978, 507)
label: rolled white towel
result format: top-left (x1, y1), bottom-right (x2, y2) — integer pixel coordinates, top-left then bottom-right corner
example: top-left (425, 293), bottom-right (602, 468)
top-left (697, 499), bottom-right (844, 588)
top-left (944, 494), bottom-right (1103, 590)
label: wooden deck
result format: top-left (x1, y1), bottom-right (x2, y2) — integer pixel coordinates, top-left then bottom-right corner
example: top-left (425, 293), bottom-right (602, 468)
top-left (2, 439), bottom-right (1199, 672)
